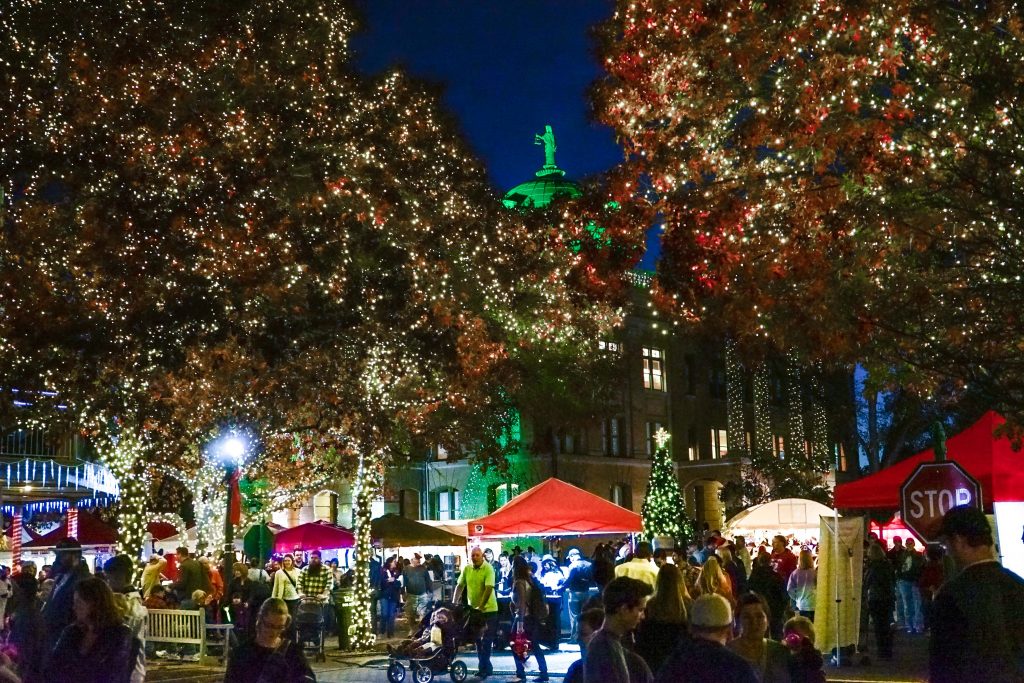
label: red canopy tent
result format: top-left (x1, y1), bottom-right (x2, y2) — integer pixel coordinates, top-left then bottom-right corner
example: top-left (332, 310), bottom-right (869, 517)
top-left (273, 521), bottom-right (355, 552)
top-left (835, 411), bottom-right (1024, 511)
top-left (23, 511), bottom-right (117, 548)
top-left (467, 478), bottom-right (643, 538)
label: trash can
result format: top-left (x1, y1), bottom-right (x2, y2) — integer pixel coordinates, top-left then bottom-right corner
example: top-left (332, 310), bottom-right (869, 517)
top-left (334, 588), bottom-right (355, 650)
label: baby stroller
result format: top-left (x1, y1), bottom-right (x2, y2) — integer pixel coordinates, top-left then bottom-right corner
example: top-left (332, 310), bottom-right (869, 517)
top-left (386, 602), bottom-right (470, 683)
top-left (295, 597), bottom-right (327, 662)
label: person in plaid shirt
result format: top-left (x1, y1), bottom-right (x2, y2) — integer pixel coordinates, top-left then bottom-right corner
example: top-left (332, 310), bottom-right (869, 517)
top-left (298, 550), bottom-right (333, 600)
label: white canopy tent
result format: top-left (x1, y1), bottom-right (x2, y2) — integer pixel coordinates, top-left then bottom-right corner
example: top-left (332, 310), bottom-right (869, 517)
top-left (725, 498), bottom-right (839, 539)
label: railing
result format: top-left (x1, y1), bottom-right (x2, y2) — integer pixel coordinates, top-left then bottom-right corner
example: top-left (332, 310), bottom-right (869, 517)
top-left (0, 429), bottom-right (81, 460)
top-left (146, 609), bottom-right (207, 653)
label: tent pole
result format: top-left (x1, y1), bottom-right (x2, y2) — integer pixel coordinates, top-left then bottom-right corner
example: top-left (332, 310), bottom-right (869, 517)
top-left (834, 446), bottom-right (841, 668)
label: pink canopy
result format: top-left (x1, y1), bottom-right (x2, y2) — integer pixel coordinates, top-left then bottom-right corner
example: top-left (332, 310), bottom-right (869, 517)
top-left (273, 520), bottom-right (354, 552)
top-left (467, 477), bottom-right (642, 538)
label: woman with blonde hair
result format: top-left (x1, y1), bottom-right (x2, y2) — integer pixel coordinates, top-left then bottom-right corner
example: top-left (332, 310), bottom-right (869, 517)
top-left (695, 556), bottom-right (735, 606)
top-left (634, 563), bottom-right (690, 674)
top-left (719, 546), bottom-right (747, 596)
top-left (787, 549), bottom-right (817, 620)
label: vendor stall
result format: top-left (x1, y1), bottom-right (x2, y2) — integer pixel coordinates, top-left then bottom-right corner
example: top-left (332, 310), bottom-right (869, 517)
top-left (274, 520), bottom-right (354, 553)
top-left (835, 411), bottom-right (1024, 577)
top-left (467, 477), bottom-right (642, 538)
top-left (468, 478), bottom-right (642, 647)
top-left (22, 510), bottom-right (118, 571)
top-left (724, 498), bottom-right (838, 544)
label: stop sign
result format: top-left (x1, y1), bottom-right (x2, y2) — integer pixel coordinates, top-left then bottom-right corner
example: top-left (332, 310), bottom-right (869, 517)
top-left (900, 462), bottom-right (983, 543)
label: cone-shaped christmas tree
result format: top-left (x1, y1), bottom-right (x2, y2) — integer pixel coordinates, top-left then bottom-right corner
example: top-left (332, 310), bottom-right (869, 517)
top-left (641, 429), bottom-right (692, 544)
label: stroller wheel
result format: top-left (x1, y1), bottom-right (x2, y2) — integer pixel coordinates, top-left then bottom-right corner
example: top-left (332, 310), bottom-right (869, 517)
top-left (387, 661), bottom-right (407, 683)
top-left (414, 666), bottom-right (434, 683)
top-left (449, 660), bottom-right (468, 682)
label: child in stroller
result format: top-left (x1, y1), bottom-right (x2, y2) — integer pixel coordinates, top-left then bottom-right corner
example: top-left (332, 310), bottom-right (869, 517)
top-left (387, 603), bottom-right (470, 683)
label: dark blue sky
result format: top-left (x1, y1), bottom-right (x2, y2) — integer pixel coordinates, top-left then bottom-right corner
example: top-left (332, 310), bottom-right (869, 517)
top-left (352, 0), bottom-right (621, 192)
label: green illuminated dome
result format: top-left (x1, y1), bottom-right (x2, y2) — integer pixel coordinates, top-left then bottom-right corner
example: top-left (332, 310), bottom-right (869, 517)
top-left (502, 125), bottom-right (581, 210)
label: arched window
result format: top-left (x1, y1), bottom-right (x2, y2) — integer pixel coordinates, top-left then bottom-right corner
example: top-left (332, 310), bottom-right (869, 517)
top-left (313, 490), bottom-right (338, 525)
top-left (610, 483), bottom-right (632, 510)
top-left (431, 487), bottom-right (460, 521)
top-left (487, 482), bottom-right (519, 512)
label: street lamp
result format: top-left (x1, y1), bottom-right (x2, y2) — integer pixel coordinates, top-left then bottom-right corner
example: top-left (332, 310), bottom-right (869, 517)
top-left (214, 432), bottom-right (248, 561)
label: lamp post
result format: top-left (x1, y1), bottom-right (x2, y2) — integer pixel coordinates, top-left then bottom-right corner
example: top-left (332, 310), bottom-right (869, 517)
top-left (215, 433), bottom-right (247, 562)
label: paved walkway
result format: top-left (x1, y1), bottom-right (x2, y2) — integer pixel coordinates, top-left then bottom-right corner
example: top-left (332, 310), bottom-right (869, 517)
top-left (148, 627), bottom-right (930, 681)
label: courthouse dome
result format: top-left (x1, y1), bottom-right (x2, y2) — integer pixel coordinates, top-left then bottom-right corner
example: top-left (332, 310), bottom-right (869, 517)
top-left (502, 125), bottom-right (581, 210)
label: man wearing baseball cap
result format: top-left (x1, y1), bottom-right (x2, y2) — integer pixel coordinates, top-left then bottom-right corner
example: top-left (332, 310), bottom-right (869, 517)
top-left (929, 504), bottom-right (1024, 682)
top-left (655, 594), bottom-right (757, 682)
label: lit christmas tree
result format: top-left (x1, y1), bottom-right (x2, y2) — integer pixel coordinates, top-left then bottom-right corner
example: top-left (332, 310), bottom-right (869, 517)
top-left (641, 429), bottom-right (692, 544)
top-left (594, 1), bottom-right (1024, 421)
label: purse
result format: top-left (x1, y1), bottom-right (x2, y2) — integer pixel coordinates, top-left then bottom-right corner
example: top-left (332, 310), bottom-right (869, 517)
top-left (510, 619), bottom-right (531, 661)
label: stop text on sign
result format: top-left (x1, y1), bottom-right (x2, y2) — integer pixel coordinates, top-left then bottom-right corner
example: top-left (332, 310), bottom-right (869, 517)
top-left (906, 487), bottom-right (975, 520)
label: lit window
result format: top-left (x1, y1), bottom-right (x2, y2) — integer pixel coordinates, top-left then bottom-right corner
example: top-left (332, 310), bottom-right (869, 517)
top-left (776, 435), bottom-right (786, 460)
top-left (491, 482), bottom-right (519, 510)
top-left (598, 340), bottom-right (620, 352)
top-left (838, 443), bottom-right (847, 471)
top-left (433, 488), bottom-right (460, 520)
top-left (645, 421), bottom-right (664, 456)
top-left (610, 483), bottom-right (632, 509)
top-left (643, 347), bottom-right (665, 391)
top-left (710, 429), bottom-right (728, 459)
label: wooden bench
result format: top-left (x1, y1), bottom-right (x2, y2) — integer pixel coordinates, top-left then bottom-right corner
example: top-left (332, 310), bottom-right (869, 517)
top-left (145, 609), bottom-right (233, 663)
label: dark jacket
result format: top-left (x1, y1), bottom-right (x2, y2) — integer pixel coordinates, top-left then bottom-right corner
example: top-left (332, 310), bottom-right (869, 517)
top-left (46, 622), bottom-right (139, 683)
top-left (41, 562), bottom-right (89, 649)
top-left (174, 557), bottom-right (211, 599)
top-left (864, 558), bottom-right (896, 607)
top-left (564, 559), bottom-right (595, 593)
top-left (225, 638), bottom-right (315, 683)
top-left (929, 560), bottom-right (1024, 683)
top-left (655, 635), bottom-right (758, 683)
top-left (9, 597), bottom-right (44, 683)
top-left (634, 618), bottom-right (688, 676)
top-left (748, 563), bottom-right (788, 621)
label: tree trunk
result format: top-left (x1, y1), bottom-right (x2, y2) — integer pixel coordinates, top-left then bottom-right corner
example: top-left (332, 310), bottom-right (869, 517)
top-left (351, 451), bottom-right (378, 650)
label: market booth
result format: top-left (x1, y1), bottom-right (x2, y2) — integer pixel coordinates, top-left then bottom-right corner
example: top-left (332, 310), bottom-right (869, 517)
top-left (835, 411), bottom-right (1024, 578)
top-left (724, 498), bottom-right (838, 544)
top-left (372, 514), bottom-right (467, 599)
top-left (468, 477), bottom-right (643, 647)
top-left (273, 520), bottom-right (355, 567)
top-left (22, 510), bottom-right (118, 571)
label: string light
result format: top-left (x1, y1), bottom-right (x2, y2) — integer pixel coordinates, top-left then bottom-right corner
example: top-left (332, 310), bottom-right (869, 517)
top-left (640, 429), bottom-right (693, 544)
top-left (724, 341), bottom-right (748, 458)
top-left (593, 1), bottom-right (1024, 412)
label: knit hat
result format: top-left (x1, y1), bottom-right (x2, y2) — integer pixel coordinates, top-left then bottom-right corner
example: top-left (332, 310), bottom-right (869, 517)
top-left (690, 594), bottom-right (733, 628)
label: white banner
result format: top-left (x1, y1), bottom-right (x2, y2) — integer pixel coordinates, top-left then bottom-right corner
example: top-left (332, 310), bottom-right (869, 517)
top-left (814, 516), bottom-right (864, 653)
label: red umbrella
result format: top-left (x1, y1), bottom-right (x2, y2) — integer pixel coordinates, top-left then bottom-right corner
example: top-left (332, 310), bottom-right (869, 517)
top-left (273, 521), bottom-right (354, 552)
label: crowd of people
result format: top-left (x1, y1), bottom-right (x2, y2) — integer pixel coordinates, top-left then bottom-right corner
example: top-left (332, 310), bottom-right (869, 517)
top-left (443, 537), bottom-right (826, 683)
top-left (1, 503), bottom-right (1015, 683)
top-left (0, 541), bottom-right (339, 682)
top-left (444, 506), bottom-right (1023, 682)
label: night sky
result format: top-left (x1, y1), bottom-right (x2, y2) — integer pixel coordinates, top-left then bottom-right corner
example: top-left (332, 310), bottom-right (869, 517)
top-left (352, 0), bottom-right (620, 194)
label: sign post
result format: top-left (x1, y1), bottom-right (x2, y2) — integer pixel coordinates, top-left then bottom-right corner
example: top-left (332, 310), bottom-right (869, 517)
top-left (900, 462), bottom-right (982, 544)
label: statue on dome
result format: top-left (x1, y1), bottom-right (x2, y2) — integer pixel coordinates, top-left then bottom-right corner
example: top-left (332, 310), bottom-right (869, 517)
top-left (534, 125), bottom-right (558, 171)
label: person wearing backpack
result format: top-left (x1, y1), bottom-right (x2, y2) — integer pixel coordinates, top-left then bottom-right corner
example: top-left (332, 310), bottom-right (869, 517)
top-left (510, 556), bottom-right (549, 683)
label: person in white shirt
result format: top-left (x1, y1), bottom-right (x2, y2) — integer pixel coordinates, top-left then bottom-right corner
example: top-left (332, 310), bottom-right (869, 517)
top-left (271, 554), bottom-right (301, 623)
